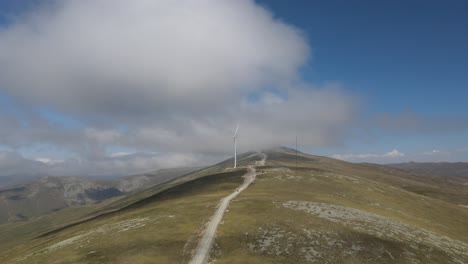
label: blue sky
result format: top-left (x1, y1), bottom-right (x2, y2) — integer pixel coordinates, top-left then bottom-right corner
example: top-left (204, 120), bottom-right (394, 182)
top-left (0, 0), bottom-right (467, 180)
top-left (258, 0), bottom-right (468, 158)
top-left (258, 0), bottom-right (468, 113)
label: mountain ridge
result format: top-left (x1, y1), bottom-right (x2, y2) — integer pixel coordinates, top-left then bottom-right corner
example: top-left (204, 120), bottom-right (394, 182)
top-left (0, 148), bottom-right (467, 263)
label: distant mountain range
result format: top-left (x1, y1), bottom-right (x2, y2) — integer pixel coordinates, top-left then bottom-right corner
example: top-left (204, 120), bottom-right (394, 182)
top-left (387, 162), bottom-right (468, 184)
top-left (0, 174), bottom-right (39, 189)
top-left (0, 167), bottom-right (197, 223)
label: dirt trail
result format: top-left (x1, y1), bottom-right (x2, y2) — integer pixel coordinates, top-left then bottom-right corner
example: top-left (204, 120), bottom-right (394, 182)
top-left (188, 153), bottom-right (266, 264)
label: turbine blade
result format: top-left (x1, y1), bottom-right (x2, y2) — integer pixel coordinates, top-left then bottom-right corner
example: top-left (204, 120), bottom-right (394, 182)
top-left (234, 123), bottom-right (239, 137)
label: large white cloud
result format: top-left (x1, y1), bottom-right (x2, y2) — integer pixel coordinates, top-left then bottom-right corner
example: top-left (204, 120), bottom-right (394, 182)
top-left (119, 84), bottom-right (358, 155)
top-left (0, 0), bottom-right (358, 177)
top-left (0, 0), bottom-right (308, 116)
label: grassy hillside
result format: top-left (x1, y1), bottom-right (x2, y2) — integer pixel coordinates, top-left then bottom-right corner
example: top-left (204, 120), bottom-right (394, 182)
top-left (0, 167), bottom-right (197, 224)
top-left (0, 155), bottom-right (249, 255)
top-left (216, 168), bottom-right (468, 263)
top-left (0, 169), bottom-right (247, 263)
top-left (0, 149), bottom-right (467, 263)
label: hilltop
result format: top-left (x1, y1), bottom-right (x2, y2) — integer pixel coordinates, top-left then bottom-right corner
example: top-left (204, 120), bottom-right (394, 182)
top-left (0, 148), bottom-right (467, 264)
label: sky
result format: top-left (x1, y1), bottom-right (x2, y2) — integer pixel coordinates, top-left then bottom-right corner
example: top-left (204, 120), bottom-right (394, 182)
top-left (0, 0), bottom-right (467, 182)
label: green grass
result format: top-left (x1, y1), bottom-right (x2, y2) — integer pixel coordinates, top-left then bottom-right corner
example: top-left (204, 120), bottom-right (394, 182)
top-left (1, 149), bottom-right (467, 263)
top-left (0, 170), bottom-right (246, 264)
top-left (214, 167), bottom-right (468, 263)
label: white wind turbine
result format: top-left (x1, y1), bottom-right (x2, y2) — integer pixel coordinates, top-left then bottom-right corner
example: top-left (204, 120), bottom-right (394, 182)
top-left (233, 124), bottom-right (239, 168)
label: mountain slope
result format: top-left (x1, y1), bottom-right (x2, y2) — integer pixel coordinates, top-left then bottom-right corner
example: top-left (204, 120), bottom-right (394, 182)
top-left (0, 167), bottom-right (196, 224)
top-left (388, 162), bottom-right (468, 184)
top-left (0, 148), bottom-right (467, 264)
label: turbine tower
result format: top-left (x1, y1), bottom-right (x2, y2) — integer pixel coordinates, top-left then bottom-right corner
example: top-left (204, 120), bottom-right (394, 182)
top-left (233, 124), bottom-right (239, 168)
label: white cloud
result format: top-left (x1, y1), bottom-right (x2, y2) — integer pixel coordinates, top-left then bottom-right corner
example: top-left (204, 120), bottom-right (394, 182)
top-left (385, 149), bottom-right (405, 158)
top-left (422, 149), bottom-right (442, 155)
top-left (84, 128), bottom-right (122, 144)
top-left (333, 149), bottom-right (405, 162)
top-left (0, 0), bottom-right (309, 116)
top-left (374, 111), bottom-right (468, 135)
top-left (34, 158), bottom-right (65, 165)
top-left (419, 149), bottom-right (452, 161)
top-left (109, 152), bottom-right (134, 158)
top-left (0, 150), bottom-right (208, 179)
top-left (0, 0), bottom-right (359, 177)
top-left (0, 151), bottom-right (47, 176)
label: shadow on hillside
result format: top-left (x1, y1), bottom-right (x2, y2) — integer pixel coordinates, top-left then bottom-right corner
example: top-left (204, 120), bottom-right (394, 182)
top-left (36, 170), bottom-right (247, 239)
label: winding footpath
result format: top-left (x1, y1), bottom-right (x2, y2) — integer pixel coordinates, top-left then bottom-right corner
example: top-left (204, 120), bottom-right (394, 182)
top-left (189, 153), bottom-right (266, 264)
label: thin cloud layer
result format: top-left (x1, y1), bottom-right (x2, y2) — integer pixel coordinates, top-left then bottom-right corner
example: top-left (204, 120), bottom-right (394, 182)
top-left (0, 150), bottom-right (205, 184)
top-left (0, 0), bottom-right (358, 178)
top-left (333, 148), bottom-right (468, 163)
top-left (333, 149), bottom-right (405, 163)
top-left (375, 111), bottom-right (468, 135)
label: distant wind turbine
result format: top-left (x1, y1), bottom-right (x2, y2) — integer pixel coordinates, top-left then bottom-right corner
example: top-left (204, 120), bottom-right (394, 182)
top-left (233, 124), bottom-right (239, 168)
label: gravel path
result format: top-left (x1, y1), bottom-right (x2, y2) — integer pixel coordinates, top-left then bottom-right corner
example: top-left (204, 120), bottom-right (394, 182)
top-left (189, 153), bottom-right (266, 264)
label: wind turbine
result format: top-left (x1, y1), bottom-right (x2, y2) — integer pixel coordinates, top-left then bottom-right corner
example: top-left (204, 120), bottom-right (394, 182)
top-left (233, 124), bottom-right (239, 168)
